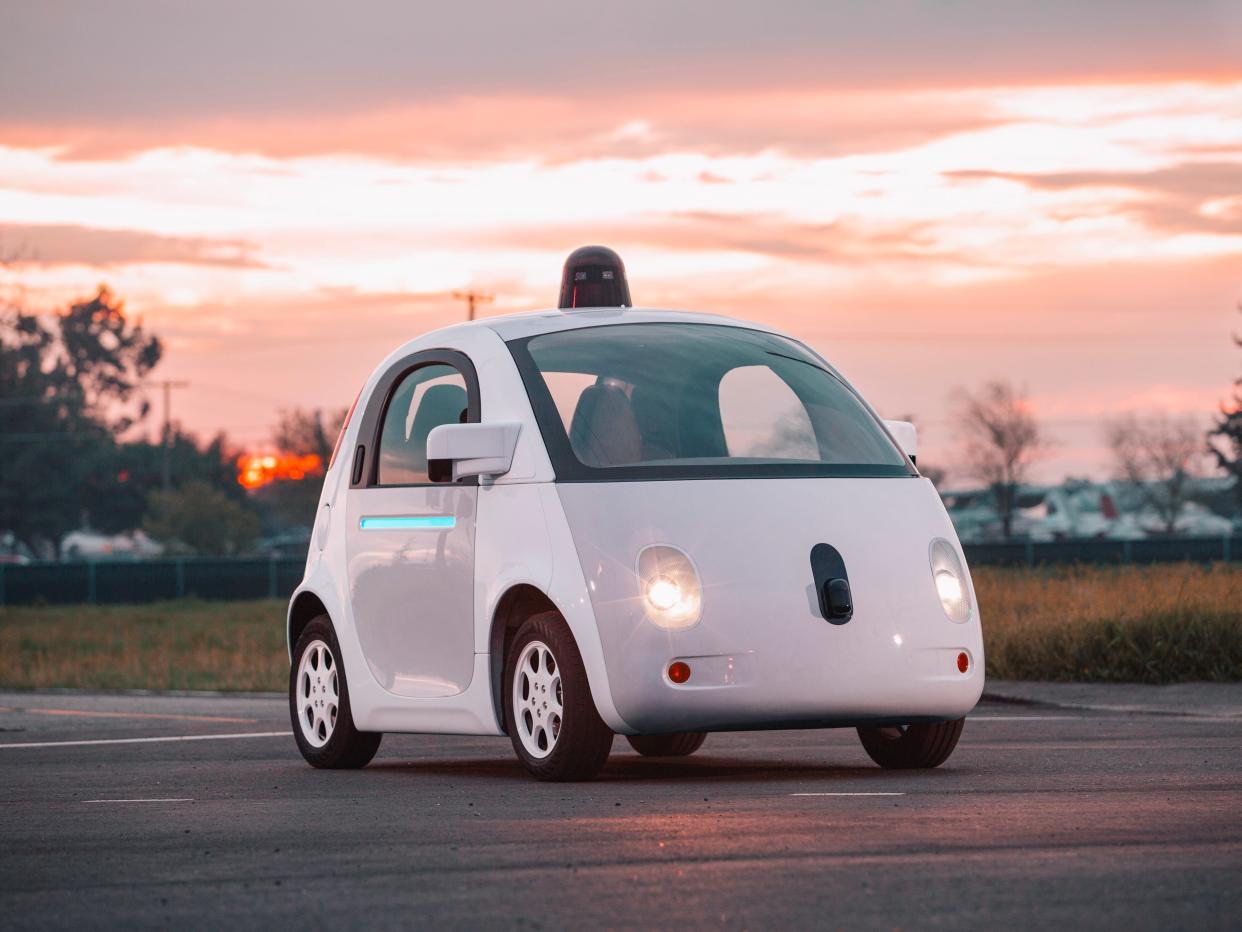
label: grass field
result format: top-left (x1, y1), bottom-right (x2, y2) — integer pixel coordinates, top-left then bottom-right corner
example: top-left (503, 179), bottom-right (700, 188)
top-left (977, 563), bottom-right (1242, 683)
top-left (0, 600), bottom-right (287, 692)
top-left (0, 564), bottom-right (1239, 691)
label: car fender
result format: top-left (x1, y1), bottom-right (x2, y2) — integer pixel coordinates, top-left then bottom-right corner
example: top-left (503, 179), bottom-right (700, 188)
top-left (534, 483), bottom-right (634, 734)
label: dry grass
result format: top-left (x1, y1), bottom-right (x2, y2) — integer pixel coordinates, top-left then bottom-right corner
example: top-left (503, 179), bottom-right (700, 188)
top-left (976, 564), bottom-right (1242, 683)
top-left (1, 565), bottom-right (1239, 690)
top-left (0, 599), bottom-right (287, 692)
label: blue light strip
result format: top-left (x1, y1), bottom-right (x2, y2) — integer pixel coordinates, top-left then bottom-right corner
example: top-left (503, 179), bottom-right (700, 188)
top-left (359, 515), bottom-right (456, 531)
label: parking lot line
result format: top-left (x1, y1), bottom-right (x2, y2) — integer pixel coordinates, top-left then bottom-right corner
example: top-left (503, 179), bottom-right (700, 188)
top-left (0, 731), bottom-right (290, 750)
top-left (790, 792), bottom-right (906, 797)
top-left (20, 708), bottom-right (258, 724)
top-left (83, 798), bottom-right (194, 804)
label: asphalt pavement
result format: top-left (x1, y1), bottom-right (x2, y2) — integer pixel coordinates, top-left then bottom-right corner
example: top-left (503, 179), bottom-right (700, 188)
top-left (1, 687), bottom-right (1239, 930)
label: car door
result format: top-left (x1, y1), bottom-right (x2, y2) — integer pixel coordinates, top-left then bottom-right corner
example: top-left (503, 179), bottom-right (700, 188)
top-left (345, 349), bottom-right (479, 698)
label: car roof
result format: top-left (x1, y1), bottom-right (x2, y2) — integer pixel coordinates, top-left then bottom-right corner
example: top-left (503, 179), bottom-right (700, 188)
top-left (482, 306), bottom-right (782, 340)
top-left (418, 307), bottom-right (793, 347)
top-left (367, 308), bottom-right (809, 384)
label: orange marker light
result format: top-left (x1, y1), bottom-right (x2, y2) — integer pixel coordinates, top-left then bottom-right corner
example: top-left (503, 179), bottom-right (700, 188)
top-left (956, 652), bottom-right (970, 674)
top-left (667, 661), bottom-right (691, 684)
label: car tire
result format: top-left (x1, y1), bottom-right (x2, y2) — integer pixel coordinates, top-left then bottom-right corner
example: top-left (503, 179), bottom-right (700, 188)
top-left (504, 612), bottom-right (613, 781)
top-left (626, 732), bottom-right (707, 757)
top-left (290, 615), bottom-right (382, 769)
top-left (856, 718), bottom-right (964, 769)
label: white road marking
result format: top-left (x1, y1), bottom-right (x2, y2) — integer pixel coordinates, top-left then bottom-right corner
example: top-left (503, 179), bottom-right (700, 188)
top-left (83, 798), bottom-right (194, 804)
top-left (790, 792), bottom-right (906, 797)
top-left (22, 708), bottom-right (258, 724)
top-left (0, 731), bottom-right (289, 750)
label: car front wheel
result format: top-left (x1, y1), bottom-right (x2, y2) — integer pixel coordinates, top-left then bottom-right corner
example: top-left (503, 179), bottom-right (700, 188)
top-left (290, 615), bottom-right (381, 769)
top-left (504, 612), bottom-right (613, 781)
top-left (856, 718), bottom-right (964, 769)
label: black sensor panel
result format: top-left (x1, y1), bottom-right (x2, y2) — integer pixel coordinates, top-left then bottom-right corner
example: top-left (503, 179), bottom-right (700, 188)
top-left (810, 543), bottom-right (853, 624)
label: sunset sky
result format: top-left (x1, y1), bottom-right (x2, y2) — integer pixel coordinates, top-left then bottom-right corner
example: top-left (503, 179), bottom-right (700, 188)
top-left (3, 1), bottom-right (1241, 483)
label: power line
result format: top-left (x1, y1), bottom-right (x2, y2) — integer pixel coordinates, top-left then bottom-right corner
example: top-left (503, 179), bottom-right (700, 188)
top-left (191, 380), bottom-right (306, 407)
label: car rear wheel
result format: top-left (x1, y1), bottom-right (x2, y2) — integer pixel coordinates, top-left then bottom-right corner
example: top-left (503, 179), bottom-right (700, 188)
top-left (626, 732), bottom-right (707, 757)
top-left (504, 612), bottom-right (613, 781)
top-left (290, 615), bottom-right (381, 769)
top-left (857, 718), bottom-right (964, 769)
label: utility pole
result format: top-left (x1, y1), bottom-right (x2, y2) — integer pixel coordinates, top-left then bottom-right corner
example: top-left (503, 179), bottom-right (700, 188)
top-left (452, 289), bottom-right (494, 322)
top-left (146, 380), bottom-right (189, 490)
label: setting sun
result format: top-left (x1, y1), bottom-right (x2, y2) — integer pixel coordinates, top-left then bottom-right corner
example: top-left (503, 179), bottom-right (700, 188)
top-left (237, 453), bottom-right (323, 490)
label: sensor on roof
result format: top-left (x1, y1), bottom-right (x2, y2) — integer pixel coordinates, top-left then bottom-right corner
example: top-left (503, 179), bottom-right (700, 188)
top-left (557, 245), bottom-right (631, 309)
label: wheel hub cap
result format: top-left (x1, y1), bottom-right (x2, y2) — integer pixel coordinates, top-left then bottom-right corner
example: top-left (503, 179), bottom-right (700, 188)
top-left (296, 639), bottom-right (339, 748)
top-left (513, 640), bottom-right (563, 759)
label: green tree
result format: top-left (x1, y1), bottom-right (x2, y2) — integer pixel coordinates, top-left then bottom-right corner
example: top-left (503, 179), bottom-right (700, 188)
top-left (0, 286), bottom-right (161, 551)
top-left (90, 429), bottom-right (248, 535)
top-left (1208, 303), bottom-right (1242, 504)
top-left (56, 286), bottom-right (162, 432)
top-left (143, 481), bottom-right (260, 556)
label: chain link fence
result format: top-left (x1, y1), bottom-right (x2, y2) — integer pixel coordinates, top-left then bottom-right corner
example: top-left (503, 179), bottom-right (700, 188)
top-left (0, 558), bottom-right (306, 606)
top-left (0, 537), bottom-right (1237, 606)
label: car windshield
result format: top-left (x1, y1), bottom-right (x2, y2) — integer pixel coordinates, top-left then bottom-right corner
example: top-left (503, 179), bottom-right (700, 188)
top-left (508, 322), bottom-right (912, 481)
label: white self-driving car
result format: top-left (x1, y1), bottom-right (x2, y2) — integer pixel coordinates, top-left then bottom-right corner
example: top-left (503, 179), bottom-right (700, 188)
top-left (288, 251), bottom-right (983, 781)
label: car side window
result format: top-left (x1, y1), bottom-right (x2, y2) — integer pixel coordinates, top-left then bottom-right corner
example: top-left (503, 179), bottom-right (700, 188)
top-left (377, 364), bottom-right (469, 485)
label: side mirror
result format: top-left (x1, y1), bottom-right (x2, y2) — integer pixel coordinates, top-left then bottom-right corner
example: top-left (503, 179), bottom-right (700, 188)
top-left (884, 419), bottom-right (917, 465)
top-left (426, 422), bottom-right (521, 482)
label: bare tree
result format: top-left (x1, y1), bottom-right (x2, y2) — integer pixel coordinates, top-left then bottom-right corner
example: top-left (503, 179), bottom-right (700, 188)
top-left (273, 407), bottom-right (347, 463)
top-left (1208, 303), bottom-right (1242, 505)
top-left (953, 381), bottom-right (1045, 539)
top-left (0, 241), bottom-right (29, 313)
top-left (1105, 413), bottom-right (1205, 534)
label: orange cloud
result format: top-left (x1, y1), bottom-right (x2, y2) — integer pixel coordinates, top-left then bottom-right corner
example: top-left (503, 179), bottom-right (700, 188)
top-left (0, 223), bottom-right (267, 268)
top-left (0, 87), bottom-right (1005, 163)
top-left (947, 162), bottom-right (1242, 235)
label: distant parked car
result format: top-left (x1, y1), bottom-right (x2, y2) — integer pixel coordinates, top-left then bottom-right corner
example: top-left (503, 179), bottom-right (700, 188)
top-left (286, 249), bottom-right (983, 781)
top-left (60, 529), bottom-right (163, 561)
top-left (1137, 502), bottom-right (1234, 538)
top-left (0, 532), bottom-right (34, 565)
top-left (256, 530), bottom-right (312, 559)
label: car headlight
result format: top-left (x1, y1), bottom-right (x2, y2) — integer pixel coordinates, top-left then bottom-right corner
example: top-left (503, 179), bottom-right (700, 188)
top-left (929, 538), bottom-right (971, 623)
top-left (637, 545), bottom-right (701, 628)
